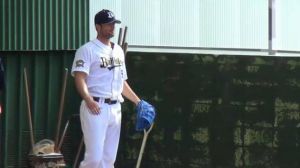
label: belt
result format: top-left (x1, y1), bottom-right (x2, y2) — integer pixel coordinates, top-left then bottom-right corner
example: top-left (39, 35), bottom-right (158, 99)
top-left (93, 97), bottom-right (118, 105)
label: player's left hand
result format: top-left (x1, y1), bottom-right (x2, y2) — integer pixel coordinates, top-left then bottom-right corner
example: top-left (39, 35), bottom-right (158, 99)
top-left (135, 100), bottom-right (156, 131)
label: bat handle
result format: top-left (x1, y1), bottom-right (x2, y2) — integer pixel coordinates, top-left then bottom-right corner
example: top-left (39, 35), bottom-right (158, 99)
top-left (136, 124), bottom-right (154, 168)
top-left (73, 137), bottom-right (84, 168)
top-left (54, 68), bottom-right (68, 152)
top-left (24, 68), bottom-right (35, 150)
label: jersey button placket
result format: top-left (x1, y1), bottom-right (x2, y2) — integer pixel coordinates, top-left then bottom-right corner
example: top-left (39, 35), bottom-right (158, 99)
top-left (110, 51), bottom-right (116, 99)
top-left (111, 67), bottom-right (119, 99)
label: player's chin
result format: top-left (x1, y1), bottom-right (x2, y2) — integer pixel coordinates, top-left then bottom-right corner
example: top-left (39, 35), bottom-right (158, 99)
top-left (106, 34), bottom-right (114, 39)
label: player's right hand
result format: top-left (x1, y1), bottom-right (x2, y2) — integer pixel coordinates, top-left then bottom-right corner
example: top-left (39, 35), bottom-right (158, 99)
top-left (85, 97), bottom-right (101, 115)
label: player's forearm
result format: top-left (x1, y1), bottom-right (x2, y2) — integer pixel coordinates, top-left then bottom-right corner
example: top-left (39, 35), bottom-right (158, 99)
top-left (74, 73), bottom-right (93, 102)
top-left (122, 81), bottom-right (140, 106)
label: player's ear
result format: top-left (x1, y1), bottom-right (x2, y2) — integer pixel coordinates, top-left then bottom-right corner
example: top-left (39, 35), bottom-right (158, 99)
top-left (95, 24), bottom-right (101, 31)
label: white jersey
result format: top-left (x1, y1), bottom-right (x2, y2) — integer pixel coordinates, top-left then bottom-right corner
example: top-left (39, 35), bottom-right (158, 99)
top-left (71, 39), bottom-right (128, 100)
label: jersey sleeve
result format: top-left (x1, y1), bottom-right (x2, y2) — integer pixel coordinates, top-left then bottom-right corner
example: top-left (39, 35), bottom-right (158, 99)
top-left (71, 46), bottom-right (91, 76)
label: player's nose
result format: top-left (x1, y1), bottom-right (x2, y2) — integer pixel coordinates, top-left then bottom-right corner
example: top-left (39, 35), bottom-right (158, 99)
top-left (109, 22), bottom-right (115, 29)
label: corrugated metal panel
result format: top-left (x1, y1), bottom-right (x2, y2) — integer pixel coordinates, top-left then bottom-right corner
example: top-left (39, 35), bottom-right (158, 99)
top-left (196, 0), bottom-right (268, 49)
top-left (0, 0), bottom-right (89, 51)
top-left (1, 51), bottom-right (81, 167)
top-left (275, 0), bottom-right (300, 51)
top-left (90, 0), bottom-right (268, 50)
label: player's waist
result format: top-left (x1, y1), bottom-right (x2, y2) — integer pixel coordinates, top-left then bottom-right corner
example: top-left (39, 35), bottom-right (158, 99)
top-left (92, 97), bottom-right (118, 105)
top-left (88, 88), bottom-right (123, 98)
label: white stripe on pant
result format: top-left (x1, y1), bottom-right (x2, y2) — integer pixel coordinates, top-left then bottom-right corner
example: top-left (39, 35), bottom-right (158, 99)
top-left (79, 100), bottom-right (122, 168)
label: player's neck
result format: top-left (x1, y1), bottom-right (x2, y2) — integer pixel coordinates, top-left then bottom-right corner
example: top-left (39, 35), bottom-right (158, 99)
top-left (97, 36), bottom-right (110, 46)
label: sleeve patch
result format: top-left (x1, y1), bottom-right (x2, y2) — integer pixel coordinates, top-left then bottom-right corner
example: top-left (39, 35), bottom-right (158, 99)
top-left (76, 60), bottom-right (85, 67)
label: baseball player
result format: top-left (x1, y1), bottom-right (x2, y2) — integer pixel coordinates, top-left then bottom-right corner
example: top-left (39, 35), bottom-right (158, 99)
top-left (71, 9), bottom-right (141, 168)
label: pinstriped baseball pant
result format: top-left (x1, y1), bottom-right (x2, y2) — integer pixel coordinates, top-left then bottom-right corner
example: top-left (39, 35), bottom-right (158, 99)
top-left (79, 100), bottom-right (122, 168)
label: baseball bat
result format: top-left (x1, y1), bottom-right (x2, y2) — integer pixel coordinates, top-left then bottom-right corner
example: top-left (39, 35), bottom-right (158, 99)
top-left (73, 137), bottom-right (84, 168)
top-left (123, 42), bottom-right (128, 56)
top-left (118, 27), bottom-right (123, 46)
top-left (24, 68), bottom-right (35, 150)
top-left (57, 114), bottom-right (79, 151)
top-left (55, 68), bottom-right (69, 152)
top-left (122, 26), bottom-right (128, 50)
top-left (136, 124), bottom-right (154, 168)
top-left (57, 118), bottom-right (70, 151)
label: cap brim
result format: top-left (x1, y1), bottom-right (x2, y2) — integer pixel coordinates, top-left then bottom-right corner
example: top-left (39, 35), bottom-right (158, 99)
top-left (113, 20), bottom-right (121, 24)
top-left (106, 19), bottom-right (121, 24)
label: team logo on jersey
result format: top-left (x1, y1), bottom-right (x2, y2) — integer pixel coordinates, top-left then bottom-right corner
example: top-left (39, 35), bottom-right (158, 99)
top-left (75, 60), bottom-right (85, 67)
top-left (100, 57), bottom-right (123, 70)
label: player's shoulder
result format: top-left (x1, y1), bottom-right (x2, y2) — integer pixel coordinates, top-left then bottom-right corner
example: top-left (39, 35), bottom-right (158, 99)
top-left (81, 40), bottom-right (95, 50)
top-left (113, 43), bottom-right (124, 54)
top-left (76, 41), bottom-right (94, 54)
top-left (113, 43), bottom-right (122, 49)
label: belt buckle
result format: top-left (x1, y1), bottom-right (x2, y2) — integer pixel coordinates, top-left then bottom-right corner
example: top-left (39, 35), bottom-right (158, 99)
top-left (107, 99), bottom-right (112, 104)
top-left (105, 98), bottom-right (117, 105)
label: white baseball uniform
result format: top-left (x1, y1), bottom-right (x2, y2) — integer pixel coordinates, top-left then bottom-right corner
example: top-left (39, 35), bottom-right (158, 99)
top-left (71, 38), bottom-right (127, 168)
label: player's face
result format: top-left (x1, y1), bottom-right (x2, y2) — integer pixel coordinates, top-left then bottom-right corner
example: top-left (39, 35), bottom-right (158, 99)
top-left (98, 22), bottom-right (115, 39)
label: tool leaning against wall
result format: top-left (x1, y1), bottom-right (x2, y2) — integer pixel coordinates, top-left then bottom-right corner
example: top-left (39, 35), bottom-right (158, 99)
top-left (24, 68), bottom-right (68, 168)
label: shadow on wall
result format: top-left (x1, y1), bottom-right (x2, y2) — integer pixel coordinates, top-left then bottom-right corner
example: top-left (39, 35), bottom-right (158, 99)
top-left (117, 53), bottom-right (300, 168)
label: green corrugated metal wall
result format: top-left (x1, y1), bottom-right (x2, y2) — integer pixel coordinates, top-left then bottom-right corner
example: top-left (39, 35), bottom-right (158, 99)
top-left (0, 0), bottom-right (89, 167)
top-left (1, 52), bottom-right (82, 167)
top-left (0, 0), bottom-right (89, 51)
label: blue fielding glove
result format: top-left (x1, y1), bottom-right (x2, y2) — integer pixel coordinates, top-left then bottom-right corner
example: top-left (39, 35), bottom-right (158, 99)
top-left (136, 100), bottom-right (156, 131)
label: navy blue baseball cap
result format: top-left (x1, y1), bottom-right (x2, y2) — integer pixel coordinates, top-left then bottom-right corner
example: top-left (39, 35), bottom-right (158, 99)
top-left (94, 9), bottom-right (121, 25)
